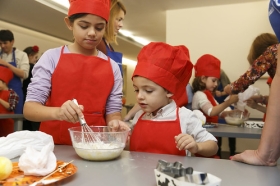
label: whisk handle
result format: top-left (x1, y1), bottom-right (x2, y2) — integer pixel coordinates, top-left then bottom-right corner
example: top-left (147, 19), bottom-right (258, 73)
top-left (72, 99), bottom-right (86, 126)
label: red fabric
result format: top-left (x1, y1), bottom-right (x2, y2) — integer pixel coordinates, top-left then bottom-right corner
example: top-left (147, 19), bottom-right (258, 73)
top-left (194, 54), bottom-right (220, 78)
top-left (0, 66), bottom-right (13, 84)
top-left (130, 108), bottom-right (186, 156)
top-left (0, 90), bottom-right (14, 137)
top-left (68, 0), bottom-right (110, 22)
top-left (202, 90), bottom-right (219, 123)
top-left (267, 77), bottom-right (273, 85)
top-left (40, 46), bottom-right (114, 145)
top-left (132, 42), bottom-right (193, 107)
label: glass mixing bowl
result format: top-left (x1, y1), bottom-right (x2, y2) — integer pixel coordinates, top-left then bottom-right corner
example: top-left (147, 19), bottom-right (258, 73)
top-left (68, 126), bottom-right (130, 161)
top-left (224, 110), bottom-right (250, 126)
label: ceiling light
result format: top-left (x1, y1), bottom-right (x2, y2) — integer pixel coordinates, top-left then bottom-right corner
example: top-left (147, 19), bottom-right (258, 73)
top-left (36, 0), bottom-right (150, 46)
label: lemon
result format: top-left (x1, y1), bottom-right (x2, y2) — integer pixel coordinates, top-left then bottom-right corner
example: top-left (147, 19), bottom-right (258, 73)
top-left (0, 157), bottom-right (13, 181)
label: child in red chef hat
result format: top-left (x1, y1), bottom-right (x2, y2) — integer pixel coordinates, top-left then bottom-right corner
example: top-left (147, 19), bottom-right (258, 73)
top-left (24, 0), bottom-right (129, 145)
top-left (129, 42), bottom-right (218, 157)
top-left (0, 66), bottom-right (19, 136)
top-left (191, 54), bottom-right (239, 158)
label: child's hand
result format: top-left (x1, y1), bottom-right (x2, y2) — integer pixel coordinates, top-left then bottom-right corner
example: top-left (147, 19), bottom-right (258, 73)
top-left (57, 100), bottom-right (84, 123)
top-left (108, 120), bottom-right (130, 132)
top-left (175, 134), bottom-right (198, 154)
top-left (227, 94), bottom-right (239, 104)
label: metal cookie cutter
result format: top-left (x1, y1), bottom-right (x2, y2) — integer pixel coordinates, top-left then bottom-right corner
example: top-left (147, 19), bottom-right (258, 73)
top-left (156, 159), bottom-right (209, 185)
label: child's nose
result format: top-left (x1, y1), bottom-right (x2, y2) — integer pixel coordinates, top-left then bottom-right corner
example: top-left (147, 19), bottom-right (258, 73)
top-left (88, 27), bottom-right (96, 36)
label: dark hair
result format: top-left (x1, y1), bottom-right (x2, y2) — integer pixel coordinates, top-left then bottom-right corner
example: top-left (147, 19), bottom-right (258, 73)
top-left (23, 46), bottom-right (39, 56)
top-left (192, 77), bottom-right (206, 93)
top-left (68, 13), bottom-right (88, 23)
top-left (247, 33), bottom-right (278, 65)
top-left (0, 30), bottom-right (14, 41)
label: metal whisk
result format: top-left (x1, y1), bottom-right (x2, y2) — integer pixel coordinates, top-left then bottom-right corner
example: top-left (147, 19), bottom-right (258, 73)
top-left (72, 99), bottom-right (101, 144)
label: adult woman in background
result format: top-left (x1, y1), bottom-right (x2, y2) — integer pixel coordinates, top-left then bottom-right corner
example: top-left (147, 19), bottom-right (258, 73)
top-left (22, 45), bottom-right (40, 131)
top-left (0, 30), bottom-right (29, 114)
top-left (230, 1), bottom-right (280, 165)
top-left (97, 0), bottom-right (126, 75)
top-left (224, 33), bottom-right (278, 95)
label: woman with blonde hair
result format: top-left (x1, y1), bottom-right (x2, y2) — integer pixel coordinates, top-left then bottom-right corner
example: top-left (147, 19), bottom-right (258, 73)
top-left (97, 0), bottom-right (126, 75)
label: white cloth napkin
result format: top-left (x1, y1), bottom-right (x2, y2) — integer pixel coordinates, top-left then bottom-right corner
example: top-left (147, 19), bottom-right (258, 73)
top-left (0, 131), bottom-right (54, 159)
top-left (18, 142), bottom-right (57, 176)
top-left (193, 110), bottom-right (206, 125)
top-left (236, 85), bottom-right (260, 111)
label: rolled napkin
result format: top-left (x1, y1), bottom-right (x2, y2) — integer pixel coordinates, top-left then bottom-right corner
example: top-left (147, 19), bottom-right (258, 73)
top-left (236, 85), bottom-right (260, 111)
top-left (193, 110), bottom-right (206, 125)
top-left (18, 142), bottom-right (57, 176)
top-left (0, 131), bottom-right (54, 159)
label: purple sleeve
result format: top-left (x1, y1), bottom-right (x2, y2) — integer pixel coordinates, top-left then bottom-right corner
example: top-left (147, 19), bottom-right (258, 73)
top-left (26, 46), bottom-right (123, 115)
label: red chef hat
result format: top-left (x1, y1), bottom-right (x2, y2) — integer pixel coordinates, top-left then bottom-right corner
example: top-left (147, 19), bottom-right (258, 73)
top-left (194, 54), bottom-right (220, 79)
top-left (0, 66), bottom-right (13, 84)
top-left (68, 0), bottom-right (110, 22)
top-left (267, 77), bottom-right (273, 85)
top-left (132, 42), bottom-right (193, 107)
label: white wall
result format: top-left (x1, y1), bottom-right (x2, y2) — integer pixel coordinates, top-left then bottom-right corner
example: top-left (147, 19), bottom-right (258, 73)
top-left (166, 0), bottom-right (272, 152)
top-left (0, 20), bottom-right (71, 55)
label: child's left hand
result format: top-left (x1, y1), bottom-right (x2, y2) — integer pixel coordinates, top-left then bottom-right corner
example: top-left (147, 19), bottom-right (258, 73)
top-left (108, 120), bottom-right (130, 132)
top-left (175, 134), bottom-right (198, 154)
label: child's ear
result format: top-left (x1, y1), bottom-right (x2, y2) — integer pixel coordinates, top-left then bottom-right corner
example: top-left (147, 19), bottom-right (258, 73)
top-left (64, 17), bottom-right (73, 30)
top-left (167, 92), bottom-right (173, 98)
top-left (201, 76), bottom-right (207, 83)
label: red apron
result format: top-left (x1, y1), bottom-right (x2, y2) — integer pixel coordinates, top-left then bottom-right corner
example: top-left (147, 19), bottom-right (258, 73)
top-left (40, 46), bottom-right (114, 145)
top-left (130, 108), bottom-right (186, 156)
top-left (202, 90), bottom-right (218, 123)
top-left (0, 90), bottom-right (14, 137)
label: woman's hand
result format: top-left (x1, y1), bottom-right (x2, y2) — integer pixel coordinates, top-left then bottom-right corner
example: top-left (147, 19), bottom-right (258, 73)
top-left (246, 98), bottom-right (258, 109)
top-left (223, 84), bottom-right (232, 95)
top-left (175, 134), bottom-right (198, 154)
top-left (231, 150), bottom-right (277, 166)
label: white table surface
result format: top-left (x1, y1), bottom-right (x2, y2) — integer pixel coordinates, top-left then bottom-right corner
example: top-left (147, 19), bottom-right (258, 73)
top-left (12, 145), bottom-right (280, 186)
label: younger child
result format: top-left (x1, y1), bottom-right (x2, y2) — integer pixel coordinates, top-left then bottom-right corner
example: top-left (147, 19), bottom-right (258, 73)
top-left (0, 66), bottom-right (19, 136)
top-left (129, 42), bottom-right (218, 157)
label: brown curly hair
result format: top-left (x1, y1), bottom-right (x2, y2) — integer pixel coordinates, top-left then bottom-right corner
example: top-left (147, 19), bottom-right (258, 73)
top-left (247, 33), bottom-right (278, 65)
top-left (192, 77), bottom-right (207, 93)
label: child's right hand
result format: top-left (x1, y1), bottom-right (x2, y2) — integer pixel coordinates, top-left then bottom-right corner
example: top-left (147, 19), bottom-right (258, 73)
top-left (56, 100), bottom-right (84, 123)
top-left (175, 134), bottom-right (198, 154)
top-left (227, 94), bottom-right (239, 104)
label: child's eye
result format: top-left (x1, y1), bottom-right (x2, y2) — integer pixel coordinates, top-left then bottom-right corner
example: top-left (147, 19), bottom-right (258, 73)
top-left (134, 89), bottom-right (139, 93)
top-left (146, 90), bottom-right (153, 93)
top-left (96, 27), bottom-right (104, 31)
top-left (79, 25), bottom-right (88, 29)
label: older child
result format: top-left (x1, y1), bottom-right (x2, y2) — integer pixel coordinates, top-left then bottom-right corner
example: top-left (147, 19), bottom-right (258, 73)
top-left (0, 66), bottom-right (19, 136)
top-left (24, 0), bottom-right (129, 145)
top-left (129, 42), bottom-right (218, 157)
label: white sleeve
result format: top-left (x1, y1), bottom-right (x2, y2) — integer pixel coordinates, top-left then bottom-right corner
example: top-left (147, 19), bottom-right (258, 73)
top-left (179, 107), bottom-right (217, 142)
